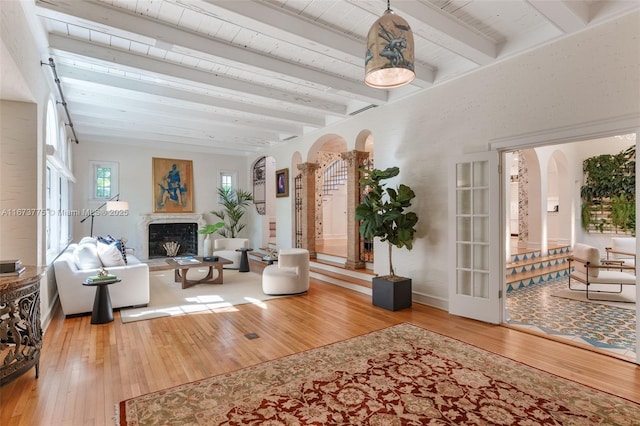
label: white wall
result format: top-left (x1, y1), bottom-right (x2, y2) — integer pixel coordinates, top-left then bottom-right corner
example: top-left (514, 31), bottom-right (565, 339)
top-left (1, 1), bottom-right (61, 326)
top-left (259, 11), bottom-right (640, 308)
top-left (72, 142), bottom-right (253, 256)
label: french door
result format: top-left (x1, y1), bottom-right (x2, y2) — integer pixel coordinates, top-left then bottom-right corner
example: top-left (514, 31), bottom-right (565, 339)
top-left (448, 151), bottom-right (501, 324)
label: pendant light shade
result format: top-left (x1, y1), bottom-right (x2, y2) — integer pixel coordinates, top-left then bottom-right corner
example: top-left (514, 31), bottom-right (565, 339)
top-left (365, 1), bottom-right (415, 89)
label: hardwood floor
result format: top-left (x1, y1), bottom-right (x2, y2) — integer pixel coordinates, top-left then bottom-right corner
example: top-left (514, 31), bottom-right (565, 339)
top-left (1, 278), bottom-right (639, 425)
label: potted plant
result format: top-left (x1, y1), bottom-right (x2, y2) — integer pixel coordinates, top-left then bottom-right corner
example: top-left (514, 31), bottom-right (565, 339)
top-left (355, 167), bottom-right (418, 310)
top-left (211, 187), bottom-right (254, 238)
top-left (197, 222), bottom-right (225, 256)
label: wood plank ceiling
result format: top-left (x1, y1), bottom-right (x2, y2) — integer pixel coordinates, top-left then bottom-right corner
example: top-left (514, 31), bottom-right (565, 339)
top-left (25, 0), bottom-right (640, 155)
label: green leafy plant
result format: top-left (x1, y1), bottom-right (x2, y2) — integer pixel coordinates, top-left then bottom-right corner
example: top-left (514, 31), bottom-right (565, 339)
top-left (610, 194), bottom-right (636, 235)
top-left (211, 187), bottom-right (253, 238)
top-left (581, 145), bottom-right (635, 234)
top-left (355, 167), bottom-right (418, 278)
top-left (197, 222), bottom-right (225, 235)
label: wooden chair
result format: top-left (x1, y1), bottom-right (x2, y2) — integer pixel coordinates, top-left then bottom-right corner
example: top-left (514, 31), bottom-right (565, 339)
top-left (568, 243), bottom-right (636, 302)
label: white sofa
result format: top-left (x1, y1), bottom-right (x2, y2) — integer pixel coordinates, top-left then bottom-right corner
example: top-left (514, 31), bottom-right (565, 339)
top-left (213, 238), bottom-right (249, 268)
top-left (53, 240), bottom-right (150, 316)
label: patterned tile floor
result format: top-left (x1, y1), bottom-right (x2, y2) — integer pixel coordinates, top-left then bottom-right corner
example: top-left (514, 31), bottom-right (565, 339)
top-left (506, 278), bottom-right (636, 361)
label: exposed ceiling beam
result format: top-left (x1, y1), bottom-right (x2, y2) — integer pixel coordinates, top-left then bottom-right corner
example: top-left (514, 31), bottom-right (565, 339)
top-left (72, 115), bottom-right (281, 143)
top-left (48, 34), bottom-right (348, 116)
top-left (390, 0), bottom-right (497, 65)
top-left (78, 126), bottom-right (268, 153)
top-left (526, 0), bottom-right (589, 33)
top-left (62, 91), bottom-right (305, 136)
top-left (81, 133), bottom-right (256, 156)
top-left (34, 0), bottom-right (388, 105)
top-left (203, 0), bottom-right (436, 86)
top-left (54, 63), bottom-right (327, 128)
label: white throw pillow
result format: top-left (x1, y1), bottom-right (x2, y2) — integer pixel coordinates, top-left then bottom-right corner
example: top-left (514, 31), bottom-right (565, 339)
top-left (78, 236), bottom-right (98, 245)
top-left (97, 242), bottom-right (125, 267)
top-left (73, 242), bottom-right (102, 269)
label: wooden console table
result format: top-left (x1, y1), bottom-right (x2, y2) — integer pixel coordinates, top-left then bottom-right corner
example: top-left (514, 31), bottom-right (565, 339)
top-left (0, 266), bottom-right (45, 386)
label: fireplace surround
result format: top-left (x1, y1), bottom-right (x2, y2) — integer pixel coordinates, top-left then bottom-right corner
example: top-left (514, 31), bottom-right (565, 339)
top-left (140, 214), bottom-right (206, 259)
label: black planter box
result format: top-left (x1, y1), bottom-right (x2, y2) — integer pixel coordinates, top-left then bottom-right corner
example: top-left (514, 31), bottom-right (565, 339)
top-left (372, 276), bottom-right (412, 311)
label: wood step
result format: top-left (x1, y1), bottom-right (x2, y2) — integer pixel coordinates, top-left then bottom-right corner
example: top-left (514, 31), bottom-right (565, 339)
top-left (310, 266), bottom-right (373, 289)
top-left (310, 260), bottom-right (373, 294)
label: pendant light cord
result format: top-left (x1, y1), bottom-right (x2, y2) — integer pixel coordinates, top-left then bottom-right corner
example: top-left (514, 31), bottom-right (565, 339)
top-left (387, 0), bottom-right (391, 12)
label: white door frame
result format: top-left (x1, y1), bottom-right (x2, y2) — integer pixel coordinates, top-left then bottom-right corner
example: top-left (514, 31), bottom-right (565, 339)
top-left (490, 115), bottom-right (640, 365)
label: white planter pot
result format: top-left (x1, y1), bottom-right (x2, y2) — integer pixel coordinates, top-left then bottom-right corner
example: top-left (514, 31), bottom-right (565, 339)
top-left (203, 235), bottom-right (213, 256)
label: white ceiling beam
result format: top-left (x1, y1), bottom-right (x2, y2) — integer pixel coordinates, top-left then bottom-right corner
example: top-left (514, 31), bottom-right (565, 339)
top-left (80, 133), bottom-right (254, 157)
top-left (526, 0), bottom-right (589, 33)
top-left (54, 63), bottom-right (326, 128)
top-left (34, 0), bottom-right (388, 105)
top-left (202, 0), bottom-right (435, 86)
top-left (63, 92), bottom-right (304, 136)
top-left (48, 34), bottom-right (348, 116)
top-left (390, 1), bottom-right (497, 65)
top-left (78, 126), bottom-right (268, 153)
top-left (69, 109), bottom-right (284, 142)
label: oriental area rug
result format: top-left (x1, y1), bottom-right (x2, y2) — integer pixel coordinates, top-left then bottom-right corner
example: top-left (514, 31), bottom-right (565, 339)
top-left (117, 323), bottom-right (640, 425)
top-left (120, 270), bottom-right (290, 323)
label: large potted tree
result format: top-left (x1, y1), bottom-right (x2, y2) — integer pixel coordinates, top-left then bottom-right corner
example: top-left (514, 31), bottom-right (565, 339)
top-left (355, 167), bottom-right (418, 310)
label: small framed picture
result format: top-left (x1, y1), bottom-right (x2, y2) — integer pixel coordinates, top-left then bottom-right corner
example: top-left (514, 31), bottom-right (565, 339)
top-left (276, 168), bottom-right (289, 198)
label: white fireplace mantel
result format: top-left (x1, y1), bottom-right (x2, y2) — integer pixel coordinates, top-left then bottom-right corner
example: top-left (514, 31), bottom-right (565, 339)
top-left (140, 213), bottom-right (206, 259)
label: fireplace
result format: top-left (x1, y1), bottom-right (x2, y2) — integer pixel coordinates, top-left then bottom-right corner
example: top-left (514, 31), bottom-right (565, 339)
top-left (140, 214), bottom-right (206, 259)
top-left (148, 222), bottom-right (198, 258)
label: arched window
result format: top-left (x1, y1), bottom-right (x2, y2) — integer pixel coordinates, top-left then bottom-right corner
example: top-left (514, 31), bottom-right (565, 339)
top-left (45, 98), bottom-right (58, 151)
top-left (45, 96), bottom-right (73, 261)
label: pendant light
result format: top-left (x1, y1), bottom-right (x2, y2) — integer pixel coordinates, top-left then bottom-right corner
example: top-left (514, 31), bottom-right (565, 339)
top-left (365, 0), bottom-right (415, 88)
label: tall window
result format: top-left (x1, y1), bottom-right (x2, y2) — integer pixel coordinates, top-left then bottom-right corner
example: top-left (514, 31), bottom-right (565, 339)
top-left (45, 98), bottom-right (73, 262)
top-left (96, 166), bottom-right (112, 198)
top-left (90, 161), bottom-right (119, 201)
top-left (46, 166), bottom-right (52, 250)
top-left (219, 171), bottom-right (237, 191)
top-left (218, 170), bottom-right (237, 202)
top-left (221, 173), bottom-right (233, 190)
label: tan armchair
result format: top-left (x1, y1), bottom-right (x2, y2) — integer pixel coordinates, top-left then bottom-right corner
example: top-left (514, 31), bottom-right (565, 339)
top-left (568, 243), bottom-right (635, 301)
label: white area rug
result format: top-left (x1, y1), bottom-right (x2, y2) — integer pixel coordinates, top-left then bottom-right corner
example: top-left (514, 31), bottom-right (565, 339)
top-left (121, 269), bottom-right (289, 323)
top-left (551, 282), bottom-right (636, 310)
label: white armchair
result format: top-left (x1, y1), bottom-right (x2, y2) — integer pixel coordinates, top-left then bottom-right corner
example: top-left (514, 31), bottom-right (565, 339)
top-left (605, 237), bottom-right (636, 268)
top-left (213, 238), bottom-right (249, 268)
top-left (262, 248), bottom-right (309, 295)
top-left (568, 243), bottom-right (635, 301)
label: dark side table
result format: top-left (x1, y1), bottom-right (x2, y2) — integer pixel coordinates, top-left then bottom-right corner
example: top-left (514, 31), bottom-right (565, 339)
top-left (82, 278), bottom-right (121, 324)
top-left (236, 248), bottom-right (253, 272)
